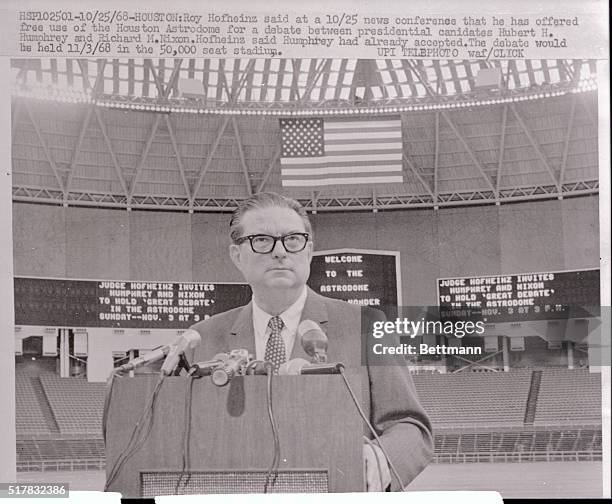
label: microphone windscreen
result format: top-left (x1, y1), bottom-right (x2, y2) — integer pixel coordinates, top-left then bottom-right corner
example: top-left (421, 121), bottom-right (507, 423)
top-left (279, 358), bottom-right (310, 375)
top-left (211, 368), bottom-right (230, 387)
top-left (297, 320), bottom-right (322, 337)
top-left (298, 320), bottom-right (328, 357)
top-left (212, 352), bottom-right (230, 363)
top-left (181, 330), bottom-right (202, 348)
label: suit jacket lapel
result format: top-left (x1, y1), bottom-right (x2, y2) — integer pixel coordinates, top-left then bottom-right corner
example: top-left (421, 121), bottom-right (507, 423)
top-left (229, 289), bottom-right (331, 360)
top-left (228, 301), bottom-right (256, 354)
top-left (290, 288), bottom-right (330, 360)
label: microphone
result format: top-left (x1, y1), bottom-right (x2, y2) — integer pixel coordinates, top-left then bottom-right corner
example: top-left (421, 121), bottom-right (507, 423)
top-left (115, 345), bottom-right (171, 373)
top-left (298, 320), bottom-right (329, 363)
top-left (211, 349), bottom-right (250, 386)
top-left (188, 353), bottom-right (229, 377)
top-left (160, 330), bottom-right (202, 376)
top-left (279, 358), bottom-right (310, 375)
top-left (279, 358), bottom-right (344, 375)
top-left (244, 360), bottom-right (273, 375)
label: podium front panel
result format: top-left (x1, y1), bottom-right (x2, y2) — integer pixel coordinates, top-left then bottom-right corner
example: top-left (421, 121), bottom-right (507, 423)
top-left (105, 374), bottom-right (364, 496)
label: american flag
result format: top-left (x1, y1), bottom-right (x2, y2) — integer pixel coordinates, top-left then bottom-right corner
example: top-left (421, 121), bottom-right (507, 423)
top-left (279, 117), bottom-right (404, 187)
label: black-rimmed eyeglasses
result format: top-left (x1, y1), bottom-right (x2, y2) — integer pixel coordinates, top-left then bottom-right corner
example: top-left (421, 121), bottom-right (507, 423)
top-left (235, 233), bottom-right (310, 254)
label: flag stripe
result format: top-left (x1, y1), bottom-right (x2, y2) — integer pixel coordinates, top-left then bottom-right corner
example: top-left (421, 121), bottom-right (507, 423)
top-left (281, 153), bottom-right (402, 165)
top-left (324, 120), bottom-right (401, 129)
top-left (323, 148), bottom-right (405, 157)
top-left (282, 164), bottom-right (402, 176)
top-left (282, 162), bottom-right (402, 170)
top-left (326, 142), bottom-right (403, 152)
top-left (324, 125), bottom-right (402, 134)
top-left (281, 160), bottom-right (402, 170)
top-left (282, 176), bottom-right (404, 187)
top-left (284, 170), bottom-right (401, 181)
top-left (325, 138), bottom-right (402, 148)
top-left (281, 160), bottom-right (403, 170)
top-left (324, 131), bottom-right (402, 141)
top-left (325, 140), bottom-right (403, 151)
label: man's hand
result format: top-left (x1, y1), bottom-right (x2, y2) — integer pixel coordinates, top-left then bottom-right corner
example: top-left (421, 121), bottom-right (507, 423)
top-left (363, 442), bottom-right (392, 491)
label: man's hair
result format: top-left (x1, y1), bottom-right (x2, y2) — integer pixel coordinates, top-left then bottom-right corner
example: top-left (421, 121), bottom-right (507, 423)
top-left (229, 192), bottom-right (313, 243)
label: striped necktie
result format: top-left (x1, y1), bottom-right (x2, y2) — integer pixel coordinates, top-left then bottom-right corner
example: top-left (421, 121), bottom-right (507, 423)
top-left (265, 316), bottom-right (286, 373)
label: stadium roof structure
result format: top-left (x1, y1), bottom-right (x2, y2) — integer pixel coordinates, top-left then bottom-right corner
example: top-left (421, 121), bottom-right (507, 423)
top-left (11, 58), bottom-right (599, 212)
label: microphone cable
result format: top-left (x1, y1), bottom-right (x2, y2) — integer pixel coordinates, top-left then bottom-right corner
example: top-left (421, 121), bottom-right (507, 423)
top-left (174, 374), bottom-right (197, 494)
top-left (104, 373), bottom-right (166, 491)
top-left (338, 368), bottom-right (407, 492)
top-left (263, 363), bottom-right (281, 493)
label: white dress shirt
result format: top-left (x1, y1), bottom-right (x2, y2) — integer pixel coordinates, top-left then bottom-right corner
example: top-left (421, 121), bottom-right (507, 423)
top-left (252, 286), bottom-right (308, 361)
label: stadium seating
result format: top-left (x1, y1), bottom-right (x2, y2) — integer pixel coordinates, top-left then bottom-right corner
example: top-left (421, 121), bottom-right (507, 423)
top-left (412, 370), bottom-right (533, 427)
top-left (533, 369), bottom-right (602, 425)
top-left (17, 439), bottom-right (104, 462)
top-left (15, 372), bottom-right (51, 436)
top-left (38, 374), bottom-right (106, 435)
top-left (433, 428), bottom-right (602, 455)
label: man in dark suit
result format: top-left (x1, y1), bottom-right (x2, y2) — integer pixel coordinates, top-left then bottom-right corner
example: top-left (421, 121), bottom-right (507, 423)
top-left (190, 192), bottom-right (432, 491)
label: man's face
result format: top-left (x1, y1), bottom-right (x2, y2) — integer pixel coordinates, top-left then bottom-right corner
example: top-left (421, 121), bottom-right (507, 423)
top-left (229, 206), bottom-right (313, 294)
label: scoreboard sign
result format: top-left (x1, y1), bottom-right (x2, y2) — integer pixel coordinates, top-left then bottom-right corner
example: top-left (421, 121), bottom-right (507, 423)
top-left (437, 268), bottom-right (600, 323)
top-left (14, 277), bottom-right (251, 329)
top-left (307, 249), bottom-right (401, 318)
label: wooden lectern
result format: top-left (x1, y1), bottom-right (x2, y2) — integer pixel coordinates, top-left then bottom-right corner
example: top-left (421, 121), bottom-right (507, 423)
top-left (104, 374), bottom-right (364, 497)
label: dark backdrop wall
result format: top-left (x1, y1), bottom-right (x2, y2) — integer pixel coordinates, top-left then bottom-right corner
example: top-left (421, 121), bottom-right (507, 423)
top-left (13, 195), bottom-right (599, 306)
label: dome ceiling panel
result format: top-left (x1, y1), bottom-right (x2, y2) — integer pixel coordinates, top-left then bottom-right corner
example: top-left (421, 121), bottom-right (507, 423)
top-left (11, 58), bottom-right (599, 211)
top-left (11, 58), bottom-right (597, 105)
